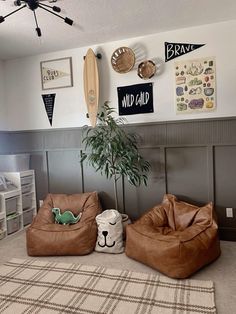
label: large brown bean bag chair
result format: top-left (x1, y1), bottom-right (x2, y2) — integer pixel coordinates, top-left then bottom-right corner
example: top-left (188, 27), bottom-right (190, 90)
top-left (125, 194), bottom-right (221, 278)
top-left (26, 191), bottom-right (102, 256)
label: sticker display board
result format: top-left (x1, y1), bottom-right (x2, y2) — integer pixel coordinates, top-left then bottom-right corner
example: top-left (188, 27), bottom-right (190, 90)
top-left (175, 57), bottom-right (216, 114)
top-left (117, 83), bottom-right (153, 116)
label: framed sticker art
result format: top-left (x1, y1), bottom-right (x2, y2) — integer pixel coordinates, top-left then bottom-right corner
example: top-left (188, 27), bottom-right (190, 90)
top-left (175, 57), bottom-right (216, 114)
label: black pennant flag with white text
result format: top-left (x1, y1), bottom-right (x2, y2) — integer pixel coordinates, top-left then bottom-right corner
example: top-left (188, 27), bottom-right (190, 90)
top-left (165, 42), bottom-right (205, 62)
top-left (42, 94), bottom-right (56, 126)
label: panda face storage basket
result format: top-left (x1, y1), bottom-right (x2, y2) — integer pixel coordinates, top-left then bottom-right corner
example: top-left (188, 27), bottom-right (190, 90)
top-left (95, 209), bottom-right (124, 254)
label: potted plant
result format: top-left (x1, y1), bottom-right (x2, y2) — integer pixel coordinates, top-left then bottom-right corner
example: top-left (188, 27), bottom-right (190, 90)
top-left (81, 102), bottom-right (150, 212)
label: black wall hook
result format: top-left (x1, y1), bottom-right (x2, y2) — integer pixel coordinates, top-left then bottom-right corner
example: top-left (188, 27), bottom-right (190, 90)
top-left (83, 53), bottom-right (102, 60)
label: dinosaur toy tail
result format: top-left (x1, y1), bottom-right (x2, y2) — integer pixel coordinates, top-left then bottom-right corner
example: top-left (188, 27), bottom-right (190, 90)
top-left (71, 212), bottom-right (82, 224)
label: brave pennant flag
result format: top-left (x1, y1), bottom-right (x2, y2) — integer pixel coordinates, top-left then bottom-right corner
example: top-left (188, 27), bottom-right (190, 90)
top-left (165, 42), bottom-right (205, 62)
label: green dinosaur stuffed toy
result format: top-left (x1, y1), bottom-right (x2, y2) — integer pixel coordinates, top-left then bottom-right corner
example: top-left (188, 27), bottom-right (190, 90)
top-left (52, 208), bottom-right (82, 225)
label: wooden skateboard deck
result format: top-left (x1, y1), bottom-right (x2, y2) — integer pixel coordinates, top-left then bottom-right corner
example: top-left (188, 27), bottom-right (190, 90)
top-left (83, 48), bottom-right (99, 127)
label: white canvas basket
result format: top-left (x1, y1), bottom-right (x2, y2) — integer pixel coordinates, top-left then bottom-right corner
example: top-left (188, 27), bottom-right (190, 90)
top-left (95, 209), bottom-right (124, 253)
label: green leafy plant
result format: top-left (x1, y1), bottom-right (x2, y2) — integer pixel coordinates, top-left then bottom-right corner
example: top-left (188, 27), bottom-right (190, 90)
top-left (81, 102), bottom-right (150, 211)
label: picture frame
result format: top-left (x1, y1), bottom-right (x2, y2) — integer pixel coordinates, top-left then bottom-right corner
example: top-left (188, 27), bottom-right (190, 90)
top-left (40, 57), bottom-right (73, 90)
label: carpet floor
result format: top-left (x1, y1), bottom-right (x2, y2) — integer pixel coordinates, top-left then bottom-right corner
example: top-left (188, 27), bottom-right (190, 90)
top-left (0, 258), bottom-right (216, 314)
top-left (0, 231), bottom-right (235, 314)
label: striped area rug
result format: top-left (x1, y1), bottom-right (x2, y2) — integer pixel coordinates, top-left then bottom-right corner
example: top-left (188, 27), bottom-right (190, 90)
top-left (0, 258), bottom-right (216, 314)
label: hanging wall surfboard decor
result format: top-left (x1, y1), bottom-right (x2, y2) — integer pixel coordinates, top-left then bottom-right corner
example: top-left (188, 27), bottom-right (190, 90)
top-left (83, 48), bottom-right (100, 127)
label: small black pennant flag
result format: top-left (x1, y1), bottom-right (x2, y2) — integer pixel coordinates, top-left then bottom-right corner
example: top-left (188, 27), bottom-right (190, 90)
top-left (165, 42), bottom-right (205, 62)
top-left (42, 94), bottom-right (56, 126)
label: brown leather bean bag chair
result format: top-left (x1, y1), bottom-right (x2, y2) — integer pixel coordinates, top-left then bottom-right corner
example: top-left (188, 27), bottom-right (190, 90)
top-left (125, 194), bottom-right (221, 278)
top-left (26, 191), bottom-right (102, 256)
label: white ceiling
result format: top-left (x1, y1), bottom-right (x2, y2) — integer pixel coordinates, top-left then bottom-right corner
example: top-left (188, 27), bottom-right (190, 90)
top-left (0, 0), bottom-right (236, 60)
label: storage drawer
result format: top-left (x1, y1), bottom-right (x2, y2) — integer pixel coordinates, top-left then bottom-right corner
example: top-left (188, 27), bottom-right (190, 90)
top-left (23, 208), bottom-right (34, 226)
top-left (0, 218), bottom-right (5, 240)
top-left (21, 184), bottom-right (32, 194)
top-left (5, 196), bottom-right (18, 216)
top-left (22, 193), bottom-right (32, 210)
top-left (7, 214), bottom-right (20, 235)
top-left (21, 176), bottom-right (33, 186)
top-left (0, 229), bottom-right (6, 240)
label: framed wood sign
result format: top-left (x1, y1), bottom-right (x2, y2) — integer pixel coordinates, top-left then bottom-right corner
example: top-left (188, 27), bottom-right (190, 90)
top-left (40, 57), bottom-right (73, 90)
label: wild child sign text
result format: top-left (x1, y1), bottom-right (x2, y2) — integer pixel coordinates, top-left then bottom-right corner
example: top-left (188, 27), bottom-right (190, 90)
top-left (117, 83), bottom-right (154, 116)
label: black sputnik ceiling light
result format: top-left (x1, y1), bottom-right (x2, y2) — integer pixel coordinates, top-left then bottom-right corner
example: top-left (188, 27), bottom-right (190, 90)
top-left (0, 0), bottom-right (73, 37)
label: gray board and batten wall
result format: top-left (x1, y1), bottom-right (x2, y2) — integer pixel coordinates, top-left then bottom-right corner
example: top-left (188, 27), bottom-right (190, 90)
top-left (0, 117), bottom-right (236, 241)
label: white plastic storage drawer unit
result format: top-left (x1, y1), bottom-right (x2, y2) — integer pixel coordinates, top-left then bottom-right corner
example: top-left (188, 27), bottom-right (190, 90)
top-left (1, 170), bottom-right (36, 240)
top-left (7, 214), bottom-right (21, 235)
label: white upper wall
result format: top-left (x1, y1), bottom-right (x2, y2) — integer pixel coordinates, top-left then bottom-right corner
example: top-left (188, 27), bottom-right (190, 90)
top-left (3, 20), bottom-right (236, 131)
top-left (0, 61), bottom-right (7, 130)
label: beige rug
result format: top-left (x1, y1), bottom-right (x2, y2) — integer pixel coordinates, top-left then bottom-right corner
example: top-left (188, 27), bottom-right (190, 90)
top-left (0, 258), bottom-right (216, 314)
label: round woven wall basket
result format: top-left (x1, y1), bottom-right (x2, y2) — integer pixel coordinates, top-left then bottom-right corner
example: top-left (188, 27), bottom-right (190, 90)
top-left (137, 60), bottom-right (156, 79)
top-left (111, 47), bottom-right (135, 74)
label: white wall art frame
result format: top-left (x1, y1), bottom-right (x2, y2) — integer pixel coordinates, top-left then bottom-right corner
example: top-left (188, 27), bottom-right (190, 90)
top-left (40, 57), bottom-right (73, 90)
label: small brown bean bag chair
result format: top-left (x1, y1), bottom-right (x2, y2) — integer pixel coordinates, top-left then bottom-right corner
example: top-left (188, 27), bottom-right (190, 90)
top-left (125, 194), bottom-right (221, 278)
top-left (26, 191), bottom-right (102, 256)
